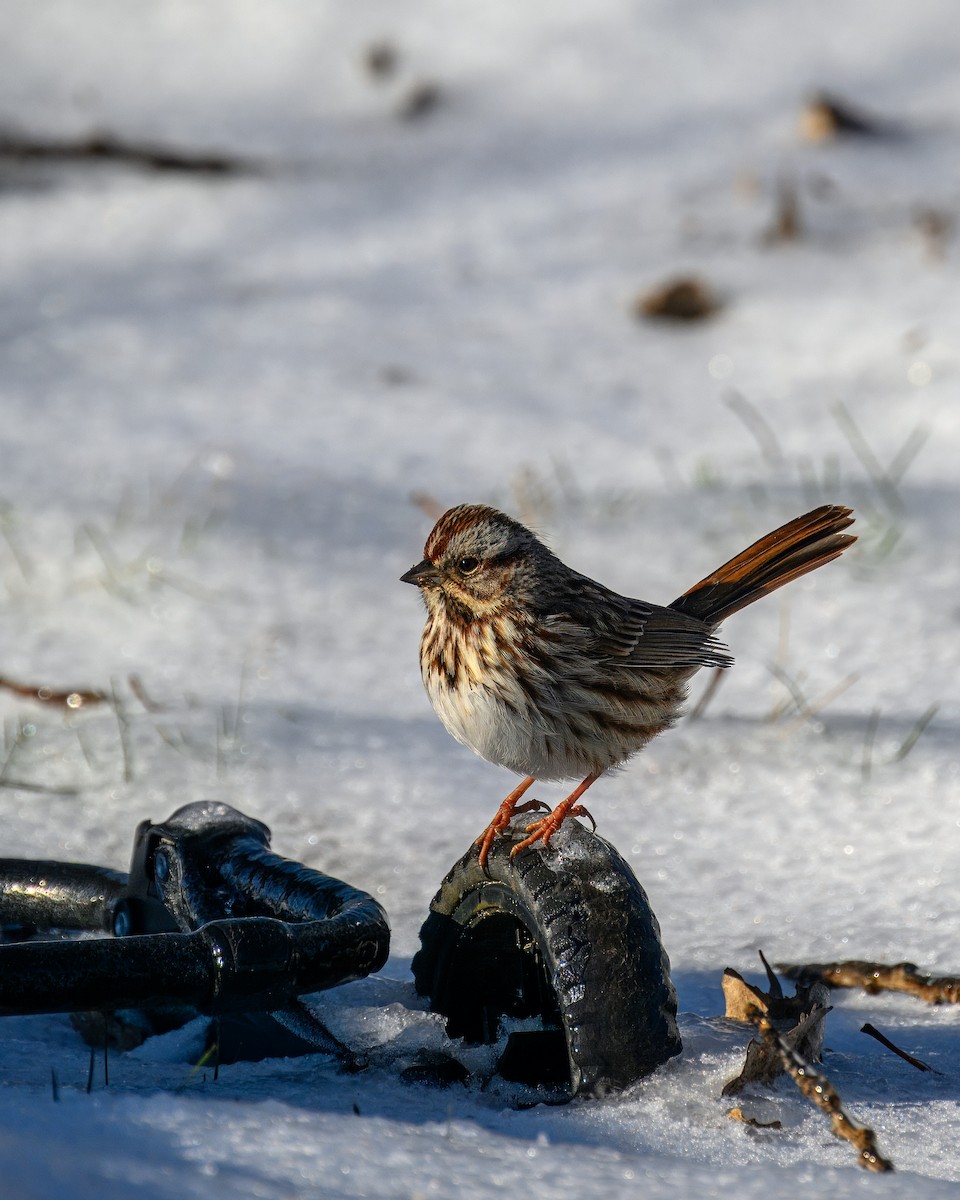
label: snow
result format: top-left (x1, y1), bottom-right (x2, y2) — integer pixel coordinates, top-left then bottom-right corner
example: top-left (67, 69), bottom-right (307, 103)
top-left (1, 0), bottom-right (959, 1194)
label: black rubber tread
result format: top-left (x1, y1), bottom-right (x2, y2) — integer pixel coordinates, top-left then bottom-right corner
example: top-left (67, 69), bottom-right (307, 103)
top-left (413, 820), bottom-right (681, 1096)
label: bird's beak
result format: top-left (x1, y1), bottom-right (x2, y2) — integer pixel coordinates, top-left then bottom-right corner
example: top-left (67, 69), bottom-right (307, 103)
top-left (400, 558), bottom-right (442, 587)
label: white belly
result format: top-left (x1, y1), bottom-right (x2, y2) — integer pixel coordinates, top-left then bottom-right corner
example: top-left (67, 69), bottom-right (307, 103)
top-left (424, 671), bottom-right (600, 781)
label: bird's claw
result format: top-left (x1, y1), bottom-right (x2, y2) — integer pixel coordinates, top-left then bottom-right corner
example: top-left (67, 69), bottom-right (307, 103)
top-left (569, 803), bottom-right (596, 832)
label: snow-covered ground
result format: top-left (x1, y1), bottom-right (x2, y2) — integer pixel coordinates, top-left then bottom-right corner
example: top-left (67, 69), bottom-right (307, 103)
top-left (1, 2), bottom-right (959, 1195)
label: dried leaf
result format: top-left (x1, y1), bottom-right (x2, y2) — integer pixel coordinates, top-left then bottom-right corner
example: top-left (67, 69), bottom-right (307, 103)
top-left (727, 1106), bottom-right (782, 1130)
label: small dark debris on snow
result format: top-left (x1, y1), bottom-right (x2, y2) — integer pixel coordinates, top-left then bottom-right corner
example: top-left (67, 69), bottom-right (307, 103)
top-left (380, 364), bottom-right (418, 387)
top-left (71, 1009), bottom-right (156, 1053)
top-left (633, 276), bottom-right (721, 322)
top-left (396, 81), bottom-right (442, 121)
top-left (727, 1106), bottom-right (782, 1130)
top-left (399, 1049), bottom-right (470, 1088)
top-left (799, 91), bottom-right (906, 142)
top-left (0, 127), bottom-right (260, 175)
top-left (363, 40), bottom-right (399, 80)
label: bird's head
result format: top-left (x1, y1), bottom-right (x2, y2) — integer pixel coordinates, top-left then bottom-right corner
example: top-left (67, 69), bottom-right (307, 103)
top-left (401, 504), bottom-right (546, 618)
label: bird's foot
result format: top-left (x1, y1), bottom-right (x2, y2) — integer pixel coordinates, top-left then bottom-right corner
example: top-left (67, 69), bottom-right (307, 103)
top-left (474, 777), bottom-right (544, 872)
top-left (508, 773), bottom-right (601, 858)
top-left (509, 801), bottom-right (585, 858)
top-left (476, 798), bottom-right (549, 872)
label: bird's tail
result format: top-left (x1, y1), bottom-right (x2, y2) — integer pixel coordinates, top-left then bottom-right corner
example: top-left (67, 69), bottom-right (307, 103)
top-left (669, 505), bottom-right (856, 627)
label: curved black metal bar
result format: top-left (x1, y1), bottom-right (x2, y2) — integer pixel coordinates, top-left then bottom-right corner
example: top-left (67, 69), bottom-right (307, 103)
top-left (0, 802), bottom-right (390, 1026)
top-left (0, 914), bottom-right (388, 1017)
top-left (0, 860), bottom-right (126, 931)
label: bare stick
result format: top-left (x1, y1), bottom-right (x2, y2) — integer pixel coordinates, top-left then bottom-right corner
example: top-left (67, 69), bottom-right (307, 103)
top-left (0, 675), bottom-right (104, 708)
top-left (778, 960), bottom-right (960, 1005)
top-left (753, 1011), bottom-right (894, 1173)
top-left (861, 1023), bottom-right (940, 1074)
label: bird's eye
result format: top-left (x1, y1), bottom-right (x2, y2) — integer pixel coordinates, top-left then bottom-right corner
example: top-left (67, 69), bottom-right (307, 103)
top-left (457, 555), bottom-right (480, 575)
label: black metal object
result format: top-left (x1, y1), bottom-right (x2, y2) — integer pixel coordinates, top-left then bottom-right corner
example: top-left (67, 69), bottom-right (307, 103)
top-left (0, 802), bottom-right (390, 1051)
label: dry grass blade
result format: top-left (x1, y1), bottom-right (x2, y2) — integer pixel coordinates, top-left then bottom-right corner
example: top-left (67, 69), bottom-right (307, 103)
top-left (723, 391), bottom-right (784, 466)
top-left (0, 126), bottom-right (260, 174)
top-left (687, 666), bottom-right (726, 720)
top-left (861, 706), bottom-right (881, 783)
top-left (893, 703), bottom-right (939, 762)
top-left (752, 1010), bottom-right (894, 1172)
top-left (765, 662), bottom-right (810, 721)
top-left (886, 424), bottom-right (930, 485)
top-left (780, 672), bottom-right (860, 734)
top-left (110, 678), bottom-right (134, 783)
top-left (761, 176), bottom-right (802, 244)
top-left (128, 673), bottom-right (166, 714)
top-left (832, 402), bottom-right (925, 516)
top-left (410, 491), bottom-right (444, 521)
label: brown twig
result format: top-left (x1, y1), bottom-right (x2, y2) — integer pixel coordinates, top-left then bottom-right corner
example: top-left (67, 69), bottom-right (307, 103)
top-left (860, 1023), bottom-right (940, 1074)
top-left (778, 960), bottom-right (960, 1005)
top-left (753, 1010), bottom-right (894, 1172)
top-left (0, 676), bottom-right (104, 709)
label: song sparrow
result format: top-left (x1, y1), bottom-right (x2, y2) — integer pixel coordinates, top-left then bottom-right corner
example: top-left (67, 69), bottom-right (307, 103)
top-left (402, 503), bottom-right (855, 868)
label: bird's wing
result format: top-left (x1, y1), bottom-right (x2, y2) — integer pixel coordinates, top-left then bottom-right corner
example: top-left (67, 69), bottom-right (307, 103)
top-left (544, 578), bottom-right (733, 671)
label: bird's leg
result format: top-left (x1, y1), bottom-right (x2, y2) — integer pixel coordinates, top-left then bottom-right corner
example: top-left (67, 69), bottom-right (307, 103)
top-left (509, 772), bottom-right (601, 858)
top-left (475, 776), bottom-right (548, 871)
